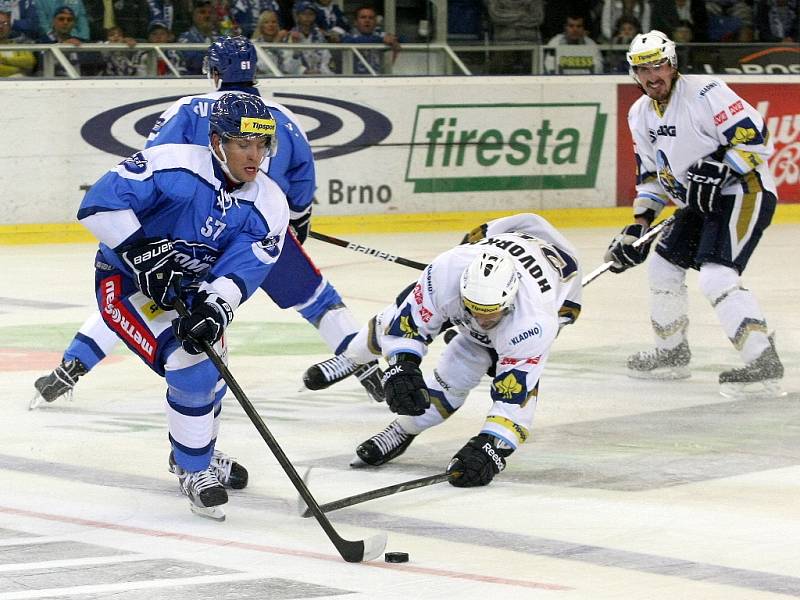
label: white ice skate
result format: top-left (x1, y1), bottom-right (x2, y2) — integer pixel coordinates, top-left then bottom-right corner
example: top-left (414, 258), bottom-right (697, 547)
top-left (627, 342), bottom-right (691, 380)
top-left (719, 339), bottom-right (785, 399)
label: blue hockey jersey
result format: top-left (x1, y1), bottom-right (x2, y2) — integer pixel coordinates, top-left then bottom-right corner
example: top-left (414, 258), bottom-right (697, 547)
top-left (77, 143), bottom-right (289, 310)
top-left (145, 87), bottom-right (315, 219)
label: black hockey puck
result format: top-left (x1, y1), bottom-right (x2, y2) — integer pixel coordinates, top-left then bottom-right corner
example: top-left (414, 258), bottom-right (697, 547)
top-left (385, 551), bottom-right (409, 563)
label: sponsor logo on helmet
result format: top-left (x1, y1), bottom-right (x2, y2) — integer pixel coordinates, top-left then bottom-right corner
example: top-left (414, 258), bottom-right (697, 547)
top-left (631, 48), bottom-right (664, 65)
top-left (240, 116), bottom-right (276, 135)
top-left (463, 297), bottom-right (503, 315)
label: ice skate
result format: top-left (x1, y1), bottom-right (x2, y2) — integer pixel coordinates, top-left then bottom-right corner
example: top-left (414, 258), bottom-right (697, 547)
top-left (350, 420), bottom-right (416, 467)
top-left (627, 341), bottom-right (691, 380)
top-left (303, 354), bottom-right (358, 390)
top-left (719, 338), bottom-right (785, 399)
top-left (353, 361), bottom-right (385, 402)
top-left (170, 449), bottom-right (248, 490)
top-left (30, 358), bottom-right (88, 409)
top-left (172, 462), bottom-right (228, 521)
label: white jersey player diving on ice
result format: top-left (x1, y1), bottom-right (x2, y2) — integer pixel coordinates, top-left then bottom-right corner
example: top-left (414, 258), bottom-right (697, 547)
top-left (604, 30), bottom-right (783, 398)
top-left (305, 213), bottom-right (582, 488)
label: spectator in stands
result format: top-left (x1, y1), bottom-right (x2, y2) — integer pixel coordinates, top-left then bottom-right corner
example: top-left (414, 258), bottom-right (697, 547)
top-left (142, 19), bottom-right (177, 74)
top-left (230, 0), bottom-right (280, 37)
top-left (83, 0), bottom-right (150, 41)
top-left (341, 4), bottom-right (400, 74)
top-left (40, 4), bottom-right (84, 41)
top-left (37, 0), bottom-right (89, 38)
top-left (314, 0), bottom-right (348, 42)
top-left (100, 24), bottom-right (141, 75)
top-left (542, 0), bottom-right (597, 41)
top-left (0, 0), bottom-right (40, 39)
top-left (600, 0), bottom-right (651, 42)
top-left (705, 0), bottom-right (754, 41)
top-left (288, 0), bottom-right (332, 74)
top-left (486, 0), bottom-right (544, 74)
top-left (147, 0), bottom-right (193, 40)
top-left (251, 8), bottom-right (300, 73)
top-left (672, 17), bottom-right (695, 40)
top-left (177, 0), bottom-right (215, 73)
top-left (612, 14), bottom-right (641, 42)
top-left (755, 0), bottom-right (798, 41)
top-left (0, 9), bottom-right (36, 75)
top-left (544, 13), bottom-right (604, 74)
top-left (651, 0), bottom-right (708, 42)
top-left (210, 0), bottom-right (237, 35)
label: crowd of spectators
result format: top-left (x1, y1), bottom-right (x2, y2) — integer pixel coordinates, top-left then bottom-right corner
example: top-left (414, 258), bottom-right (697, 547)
top-left (0, 0), bottom-right (403, 75)
top-left (0, 0), bottom-right (797, 77)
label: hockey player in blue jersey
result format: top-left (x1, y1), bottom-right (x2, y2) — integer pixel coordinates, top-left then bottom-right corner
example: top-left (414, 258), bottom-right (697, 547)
top-left (78, 93), bottom-right (288, 519)
top-left (32, 36), bottom-right (383, 409)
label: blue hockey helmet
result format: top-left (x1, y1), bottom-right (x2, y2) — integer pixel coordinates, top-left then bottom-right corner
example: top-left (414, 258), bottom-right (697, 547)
top-left (204, 36), bottom-right (257, 84)
top-left (209, 92), bottom-right (277, 156)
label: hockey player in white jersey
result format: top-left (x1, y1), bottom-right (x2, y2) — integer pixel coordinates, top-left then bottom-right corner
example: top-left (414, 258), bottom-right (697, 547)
top-left (305, 214), bottom-right (582, 487)
top-left (77, 93), bottom-right (288, 519)
top-left (604, 30), bottom-right (783, 396)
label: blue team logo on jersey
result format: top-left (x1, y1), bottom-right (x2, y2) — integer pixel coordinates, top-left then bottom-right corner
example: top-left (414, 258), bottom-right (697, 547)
top-left (655, 150), bottom-right (687, 201)
top-left (258, 234), bottom-right (281, 258)
top-left (121, 152), bottom-right (148, 174)
top-left (490, 369), bottom-right (529, 405)
top-left (722, 118), bottom-right (764, 146)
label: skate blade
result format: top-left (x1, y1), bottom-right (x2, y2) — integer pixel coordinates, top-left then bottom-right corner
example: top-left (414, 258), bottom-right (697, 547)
top-left (349, 454), bottom-right (371, 468)
top-left (719, 380), bottom-right (786, 400)
top-left (627, 367), bottom-right (691, 381)
top-left (189, 503), bottom-right (226, 521)
top-left (29, 392), bottom-right (45, 411)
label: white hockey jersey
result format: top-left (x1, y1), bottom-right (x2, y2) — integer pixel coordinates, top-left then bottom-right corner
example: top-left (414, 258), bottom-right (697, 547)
top-left (629, 74), bottom-right (776, 219)
top-left (380, 214), bottom-right (582, 441)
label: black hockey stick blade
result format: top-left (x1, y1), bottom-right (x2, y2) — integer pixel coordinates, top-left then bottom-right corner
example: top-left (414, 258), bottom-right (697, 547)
top-left (300, 471), bottom-right (450, 518)
top-left (174, 300), bottom-right (387, 563)
top-left (309, 230), bottom-right (428, 271)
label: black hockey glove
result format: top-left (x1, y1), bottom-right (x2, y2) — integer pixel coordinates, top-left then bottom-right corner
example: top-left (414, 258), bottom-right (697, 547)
top-left (172, 291), bottom-right (233, 355)
top-left (119, 238), bottom-right (183, 310)
top-left (447, 434), bottom-right (512, 488)
top-left (685, 158), bottom-right (731, 215)
top-left (603, 223), bottom-right (651, 273)
top-left (289, 210), bottom-right (311, 245)
top-left (381, 353), bottom-right (430, 416)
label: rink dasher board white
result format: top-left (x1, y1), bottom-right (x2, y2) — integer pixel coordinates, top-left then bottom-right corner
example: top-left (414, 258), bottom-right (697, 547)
top-left (1, 75), bottom-right (795, 226)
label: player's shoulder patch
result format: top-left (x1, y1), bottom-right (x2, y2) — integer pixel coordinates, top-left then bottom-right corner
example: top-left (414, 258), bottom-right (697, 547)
top-left (121, 151), bottom-right (148, 174)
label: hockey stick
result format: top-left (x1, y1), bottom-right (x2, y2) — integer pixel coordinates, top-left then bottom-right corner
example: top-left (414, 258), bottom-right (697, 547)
top-left (300, 471), bottom-right (449, 518)
top-left (309, 230), bottom-right (428, 270)
top-left (580, 215), bottom-right (674, 287)
top-left (173, 299), bottom-right (387, 563)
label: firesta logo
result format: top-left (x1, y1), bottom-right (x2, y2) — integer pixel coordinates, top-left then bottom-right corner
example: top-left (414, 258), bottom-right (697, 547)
top-left (80, 93), bottom-right (392, 160)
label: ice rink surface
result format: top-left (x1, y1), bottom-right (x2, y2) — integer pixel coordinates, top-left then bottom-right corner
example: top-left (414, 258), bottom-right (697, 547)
top-left (1, 224), bottom-right (798, 599)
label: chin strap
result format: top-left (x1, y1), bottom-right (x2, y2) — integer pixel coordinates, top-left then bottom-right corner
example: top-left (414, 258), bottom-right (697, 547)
top-left (211, 144), bottom-right (242, 186)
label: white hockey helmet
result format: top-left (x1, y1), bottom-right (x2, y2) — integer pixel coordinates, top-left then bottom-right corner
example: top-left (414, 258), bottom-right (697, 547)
top-left (460, 247), bottom-right (520, 316)
top-left (626, 30), bottom-right (677, 82)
